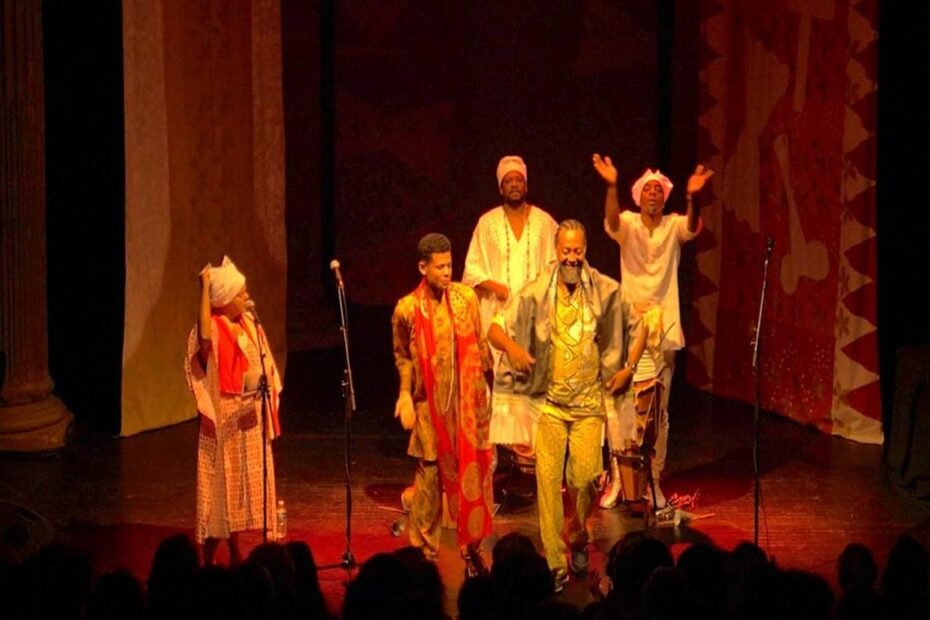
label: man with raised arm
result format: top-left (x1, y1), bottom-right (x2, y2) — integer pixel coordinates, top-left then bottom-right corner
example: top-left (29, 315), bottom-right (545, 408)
top-left (592, 154), bottom-right (714, 509)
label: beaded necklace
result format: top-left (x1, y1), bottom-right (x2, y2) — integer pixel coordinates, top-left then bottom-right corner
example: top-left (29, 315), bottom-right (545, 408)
top-left (503, 204), bottom-right (532, 291)
top-left (430, 293), bottom-right (456, 413)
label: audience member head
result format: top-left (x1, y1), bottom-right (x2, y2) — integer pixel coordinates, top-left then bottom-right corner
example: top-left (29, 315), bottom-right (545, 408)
top-left (727, 542), bottom-right (776, 619)
top-left (881, 534), bottom-right (930, 619)
top-left (147, 533), bottom-right (199, 619)
top-left (491, 532), bottom-right (539, 585)
top-left (393, 546), bottom-right (445, 619)
top-left (246, 542), bottom-right (297, 612)
top-left (496, 552), bottom-right (554, 618)
top-left (837, 543), bottom-right (878, 592)
top-left (676, 542), bottom-right (728, 616)
top-left (286, 540), bottom-right (331, 619)
top-left (605, 532), bottom-right (674, 607)
top-left (641, 566), bottom-right (695, 620)
top-left (193, 565), bottom-right (238, 620)
top-left (773, 569), bottom-right (834, 620)
top-left (235, 560), bottom-right (275, 620)
top-left (458, 574), bottom-right (496, 620)
top-left (86, 568), bottom-right (145, 620)
top-left (834, 584), bottom-right (886, 620)
top-left (342, 552), bottom-right (408, 620)
top-left (12, 542), bottom-right (93, 620)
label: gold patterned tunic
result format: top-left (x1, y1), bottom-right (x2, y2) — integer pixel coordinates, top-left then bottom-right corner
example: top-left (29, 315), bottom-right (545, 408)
top-left (393, 287), bottom-right (471, 460)
top-left (546, 283), bottom-right (603, 415)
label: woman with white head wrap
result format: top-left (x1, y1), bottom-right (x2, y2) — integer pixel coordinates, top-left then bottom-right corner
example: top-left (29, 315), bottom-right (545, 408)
top-left (591, 154), bottom-right (714, 509)
top-left (185, 256), bottom-right (283, 564)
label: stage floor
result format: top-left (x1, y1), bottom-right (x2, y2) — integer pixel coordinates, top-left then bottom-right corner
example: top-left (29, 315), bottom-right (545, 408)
top-left (1, 385), bottom-right (927, 615)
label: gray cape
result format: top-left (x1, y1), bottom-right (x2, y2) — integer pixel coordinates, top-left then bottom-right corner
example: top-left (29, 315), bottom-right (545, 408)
top-left (493, 261), bottom-right (628, 417)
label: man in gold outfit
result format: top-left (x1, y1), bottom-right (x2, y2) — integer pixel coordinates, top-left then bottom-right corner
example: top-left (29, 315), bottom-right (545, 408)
top-left (487, 220), bottom-right (637, 590)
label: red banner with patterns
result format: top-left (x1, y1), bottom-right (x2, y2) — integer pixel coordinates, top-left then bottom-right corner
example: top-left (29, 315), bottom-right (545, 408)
top-left (685, 0), bottom-right (881, 443)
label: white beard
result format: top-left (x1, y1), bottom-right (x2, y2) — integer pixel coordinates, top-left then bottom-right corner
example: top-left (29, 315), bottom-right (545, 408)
top-left (559, 264), bottom-right (581, 285)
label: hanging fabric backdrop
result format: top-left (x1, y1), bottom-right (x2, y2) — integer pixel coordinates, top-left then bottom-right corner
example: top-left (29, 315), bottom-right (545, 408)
top-left (121, 0), bottom-right (287, 436)
top-left (686, 0), bottom-right (880, 443)
top-left (331, 2), bottom-right (660, 305)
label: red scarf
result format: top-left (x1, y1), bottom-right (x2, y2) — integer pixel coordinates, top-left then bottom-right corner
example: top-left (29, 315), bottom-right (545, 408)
top-left (212, 314), bottom-right (281, 437)
top-left (412, 280), bottom-right (492, 545)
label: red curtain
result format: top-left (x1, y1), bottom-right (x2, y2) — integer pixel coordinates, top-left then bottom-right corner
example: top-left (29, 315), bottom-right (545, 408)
top-left (686, 0), bottom-right (880, 443)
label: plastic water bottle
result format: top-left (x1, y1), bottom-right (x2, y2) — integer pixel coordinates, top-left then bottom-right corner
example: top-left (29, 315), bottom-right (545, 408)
top-left (275, 499), bottom-right (287, 541)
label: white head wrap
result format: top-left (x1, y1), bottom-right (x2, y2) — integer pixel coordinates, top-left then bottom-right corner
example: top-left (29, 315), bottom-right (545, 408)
top-left (631, 169), bottom-right (674, 206)
top-left (496, 155), bottom-right (528, 188)
top-left (204, 255), bottom-right (246, 308)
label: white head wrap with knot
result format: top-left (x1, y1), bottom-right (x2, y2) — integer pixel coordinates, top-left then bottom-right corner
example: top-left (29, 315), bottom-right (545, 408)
top-left (496, 155), bottom-right (528, 188)
top-left (631, 169), bottom-right (674, 206)
top-left (203, 255), bottom-right (246, 308)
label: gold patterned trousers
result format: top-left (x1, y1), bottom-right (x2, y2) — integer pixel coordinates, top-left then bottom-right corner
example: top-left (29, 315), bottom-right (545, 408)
top-left (408, 460), bottom-right (442, 559)
top-left (535, 403), bottom-right (603, 573)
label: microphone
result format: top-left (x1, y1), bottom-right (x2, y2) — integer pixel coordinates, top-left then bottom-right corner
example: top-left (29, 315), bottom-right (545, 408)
top-left (330, 259), bottom-right (345, 289)
top-left (766, 236), bottom-right (775, 252)
top-left (245, 300), bottom-right (261, 325)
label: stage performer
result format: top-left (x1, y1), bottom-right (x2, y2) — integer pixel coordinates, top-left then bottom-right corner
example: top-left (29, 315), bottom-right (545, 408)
top-left (392, 233), bottom-right (494, 567)
top-left (184, 256), bottom-right (282, 565)
top-left (463, 155), bottom-right (558, 456)
top-left (592, 154), bottom-right (714, 509)
top-left (487, 220), bottom-right (632, 590)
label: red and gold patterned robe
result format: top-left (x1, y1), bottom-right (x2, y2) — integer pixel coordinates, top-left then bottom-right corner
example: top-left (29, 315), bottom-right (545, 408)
top-left (392, 281), bottom-right (493, 547)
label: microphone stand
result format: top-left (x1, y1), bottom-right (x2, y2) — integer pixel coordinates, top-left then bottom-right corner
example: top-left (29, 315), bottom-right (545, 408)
top-left (250, 308), bottom-right (272, 545)
top-left (319, 266), bottom-right (359, 573)
top-left (751, 238), bottom-right (775, 546)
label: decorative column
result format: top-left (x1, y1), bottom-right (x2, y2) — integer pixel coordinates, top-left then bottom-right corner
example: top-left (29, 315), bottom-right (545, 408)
top-left (0, 0), bottom-right (73, 451)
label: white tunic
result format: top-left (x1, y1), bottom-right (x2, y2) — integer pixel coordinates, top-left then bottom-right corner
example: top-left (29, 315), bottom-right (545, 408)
top-left (463, 205), bottom-right (559, 338)
top-left (463, 205), bottom-right (558, 446)
top-left (604, 211), bottom-right (701, 351)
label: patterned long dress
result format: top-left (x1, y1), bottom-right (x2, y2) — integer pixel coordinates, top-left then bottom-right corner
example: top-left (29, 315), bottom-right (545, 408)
top-left (185, 315), bottom-right (280, 543)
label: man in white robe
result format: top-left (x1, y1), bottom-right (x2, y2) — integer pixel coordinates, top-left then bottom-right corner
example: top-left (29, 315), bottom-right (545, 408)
top-left (463, 155), bottom-right (558, 451)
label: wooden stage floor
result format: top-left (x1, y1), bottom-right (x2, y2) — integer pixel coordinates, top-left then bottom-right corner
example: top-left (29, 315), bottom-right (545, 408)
top-left (1, 384), bottom-right (927, 615)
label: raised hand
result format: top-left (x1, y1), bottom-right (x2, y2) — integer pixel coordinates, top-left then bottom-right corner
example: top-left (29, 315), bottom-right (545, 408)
top-left (592, 153), bottom-right (618, 186)
top-left (686, 164), bottom-right (715, 196)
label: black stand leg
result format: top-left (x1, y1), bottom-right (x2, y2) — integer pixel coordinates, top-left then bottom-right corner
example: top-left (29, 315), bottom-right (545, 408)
top-left (636, 449), bottom-right (659, 530)
top-left (751, 238), bottom-right (775, 546)
top-left (319, 269), bottom-right (360, 573)
top-left (248, 306), bottom-right (273, 546)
